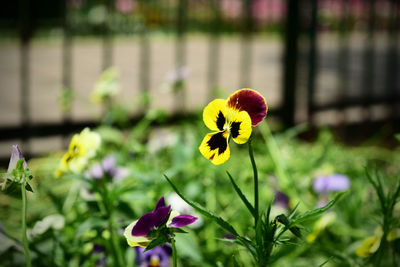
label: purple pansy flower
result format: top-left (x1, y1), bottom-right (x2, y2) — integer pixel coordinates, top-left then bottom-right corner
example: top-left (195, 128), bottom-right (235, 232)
top-left (86, 156), bottom-right (128, 180)
top-left (135, 245), bottom-right (172, 267)
top-left (313, 174), bottom-right (350, 195)
top-left (124, 197), bottom-right (198, 248)
top-left (273, 191), bottom-right (290, 210)
top-left (92, 244), bottom-right (106, 267)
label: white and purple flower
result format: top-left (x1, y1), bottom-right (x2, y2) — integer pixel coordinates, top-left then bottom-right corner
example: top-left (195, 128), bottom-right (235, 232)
top-left (124, 197), bottom-right (197, 248)
top-left (7, 145), bottom-right (28, 173)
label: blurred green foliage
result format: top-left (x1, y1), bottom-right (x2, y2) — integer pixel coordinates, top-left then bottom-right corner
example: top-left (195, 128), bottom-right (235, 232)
top-left (0, 118), bottom-right (399, 266)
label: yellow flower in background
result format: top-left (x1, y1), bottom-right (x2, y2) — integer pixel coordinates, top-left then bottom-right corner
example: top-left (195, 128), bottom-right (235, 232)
top-left (355, 227), bottom-right (382, 258)
top-left (306, 212), bottom-right (336, 243)
top-left (91, 67), bottom-right (120, 104)
top-left (199, 89), bottom-right (267, 165)
top-left (355, 227), bottom-right (400, 258)
top-left (55, 128), bottom-right (101, 177)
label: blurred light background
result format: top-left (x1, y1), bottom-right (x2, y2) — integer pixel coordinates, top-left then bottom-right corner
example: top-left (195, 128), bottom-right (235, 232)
top-left (0, 0), bottom-right (399, 161)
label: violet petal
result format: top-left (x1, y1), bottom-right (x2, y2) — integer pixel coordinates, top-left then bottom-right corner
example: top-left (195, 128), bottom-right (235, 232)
top-left (7, 145), bottom-right (27, 173)
top-left (170, 215), bottom-right (198, 228)
top-left (154, 197), bottom-right (166, 211)
top-left (90, 164), bottom-right (104, 179)
top-left (102, 156), bottom-right (116, 173)
top-left (131, 212), bottom-right (158, 236)
top-left (153, 205), bottom-right (171, 226)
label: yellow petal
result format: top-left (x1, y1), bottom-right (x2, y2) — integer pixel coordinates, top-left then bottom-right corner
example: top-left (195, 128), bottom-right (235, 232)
top-left (124, 221), bottom-right (152, 247)
top-left (230, 110), bottom-right (252, 144)
top-left (199, 132), bottom-right (230, 165)
top-left (355, 236), bottom-right (381, 257)
top-left (387, 228), bottom-right (400, 241)
top-left (203, 99), bottom-right (227, 131)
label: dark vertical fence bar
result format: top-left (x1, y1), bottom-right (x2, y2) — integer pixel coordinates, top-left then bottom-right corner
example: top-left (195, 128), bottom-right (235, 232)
top-left (239, 0), bottom-right (253, 88)
top-left (306, 0), bottom-right (318, 125)
top-left (174, 0), bottom-right (187, 112)
top-left (62, 0), bottom-right (73, 147)
top-left (336, 0), bottom-right (350, 136)
top-left (207, 0), bottom-right (221, 100)
top-left (361, 0), bottom-right (375, 124)
top-left (385, 0), bottom-right (399, 119)
top-left (102, 0), bottom-right (113, 70)
top-left (19, 0), bottom-right (31, 155)
top-left (282, 0), bottom-right (299, 127)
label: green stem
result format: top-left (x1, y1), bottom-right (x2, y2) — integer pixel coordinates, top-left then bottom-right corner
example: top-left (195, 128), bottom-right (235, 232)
top-left (102, 186), bottom-right (124, 267)
top-left (248, 139), bottom-right (259, 226)
top-left (171, 237), bottom-right (177, 267)
top-left (21, 182), bottom-right (31, 267)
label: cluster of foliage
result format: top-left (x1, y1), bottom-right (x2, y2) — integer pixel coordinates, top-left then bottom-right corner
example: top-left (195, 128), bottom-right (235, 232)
top-left (1, 69), bottom-right (399, 266)
top-left (1, 118), bottom-right (399, 266)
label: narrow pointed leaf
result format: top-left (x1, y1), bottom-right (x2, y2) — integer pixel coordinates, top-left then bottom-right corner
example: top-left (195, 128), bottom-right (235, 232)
top-left (144, 235), bottom-right (168, 252)
top-left (25, 183), bottom-right (33, 193)
top-left (164, 175), bottom-right (250, 247)
top-left (289, 192), bottom-right (345, 228)
top-left (226, 171), bottom-right (255, 218)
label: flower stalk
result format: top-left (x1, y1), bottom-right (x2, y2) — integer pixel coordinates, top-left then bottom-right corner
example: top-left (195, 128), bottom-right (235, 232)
top-left (171, 237), bottom-right (177, 267)
top-left (248, 139), bottom-right (259, 226)
top-left (101, 185), bottom-right (124, 267)
top-left (21, 181), bottom-right (31, 267)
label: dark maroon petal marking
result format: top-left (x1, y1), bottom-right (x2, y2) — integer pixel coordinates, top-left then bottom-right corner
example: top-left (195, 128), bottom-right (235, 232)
top-left (170, 215), bottom-right (198, 228)
top-left (227, 89), bottom-right (267, 126)
top-left (216, 111), bottom-right (226, 131)
top-left (207, 132), bottom-right (228, 155)
top-left (154, 197), bottom-right (166, 211)
top-left (131, 212), bottom-right (157, 236)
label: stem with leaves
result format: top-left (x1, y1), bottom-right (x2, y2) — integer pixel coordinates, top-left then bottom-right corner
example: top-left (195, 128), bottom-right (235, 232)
top-left (248, 139), bottom-right (259, 226)
top-left (21, 181), bottom-right (31, 267)
top-left (101, 185), bottom-right (124, 267)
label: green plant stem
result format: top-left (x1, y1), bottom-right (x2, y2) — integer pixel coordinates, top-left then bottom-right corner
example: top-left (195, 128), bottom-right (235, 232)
top-left (21, 182), bottom-right (31, 267)
top-left (248, 139), bottom-right (259, 226)
top-left (102, 186), bottom-right (124, 267)
top-left (171, 237), bottom-right (177, 267)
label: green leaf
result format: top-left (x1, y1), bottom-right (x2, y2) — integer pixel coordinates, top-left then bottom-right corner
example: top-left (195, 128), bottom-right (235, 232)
top-left (255, 216), bottom-right (263, 248)
top-left (171, 228), bottom-right (188, 234)
top-left (289, 226), bottom-right (302, 238)
top-left (76, 218), bottom-right (106, 237)
top-left (16, 158), bottom-right (25, 171)
top-left (144, 235), bottom-right (168, 252)
top-left (289, 192), bottom-right (345, 228)
top-left (25, 183), bottom-right (33, 192)
top-left (287, 203), bottom-right (300, 220)
top-left (366, 168), bottom-right (386, 211)
top-left (226, 171), bottom-right (255, 218)
top-left (275, 214), bottom-right (289, 226)
top-left (164, 175), bottom-right (249, 246)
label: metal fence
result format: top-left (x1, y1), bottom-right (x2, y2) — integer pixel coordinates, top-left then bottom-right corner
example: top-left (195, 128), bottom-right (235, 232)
top-left (0, 0), bottom-right (399, 162)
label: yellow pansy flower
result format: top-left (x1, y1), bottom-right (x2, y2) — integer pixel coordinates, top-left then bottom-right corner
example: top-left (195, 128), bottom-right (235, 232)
top-left (199, 89), bottom-right (267, 165)
top-left (55, 128), bottom-right (101, 177)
